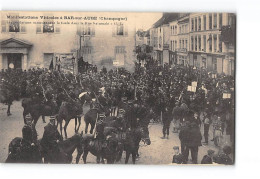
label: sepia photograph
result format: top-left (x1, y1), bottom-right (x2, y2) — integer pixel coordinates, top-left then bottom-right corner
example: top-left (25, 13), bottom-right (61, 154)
top-left (0, 11), bottom-right (235, 165)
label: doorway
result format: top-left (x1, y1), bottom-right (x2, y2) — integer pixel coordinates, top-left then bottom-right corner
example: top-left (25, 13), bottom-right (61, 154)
top-left (7, 53), bottom-right (22, 69)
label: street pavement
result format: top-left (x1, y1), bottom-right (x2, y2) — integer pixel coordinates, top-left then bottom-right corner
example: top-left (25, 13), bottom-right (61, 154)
top-left (0, 100), bottom-right (232, 164)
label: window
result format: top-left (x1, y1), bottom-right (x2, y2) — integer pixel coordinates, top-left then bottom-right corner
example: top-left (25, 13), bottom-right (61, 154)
top-left (202, 58), bottom-right (206, 68)
top-left (213, 13), bottom-right (217, 29)
top-left (191, 18), bottom-right (194, 31)
top-left (113, 24), bottom-right (128, 36)
top-left (203, 15), bottom-right (206, 30)
top-left (209, 14), bottom-right (212, 30)
top-left (198, 17), bottom-right (201, 31)
top-left (83, 25), bottom-right (95, 36)
top-left (209, 35), bottom-right (212, 52)
top-left (182, 39), bottom-right (184, 48)
top-left (214, 34), bottom-right (217, 52)
top-left (115, 46), bottom-right (125, 54)
top-left (175, 41), bottom-right (177, 50)
top-left (2, 13), bottom-right (26, 33)
top-left (195, 36), bottom-right (197, 51)
top-left (175, 26), bottom-right (177, 34)
top-left (185, 39), bottom-right (188, 49)
top-left (219, 13), bottom-right (222, 28)
top-left (117, 24), bottom-right (124, 35)
top-left (198, 35), bottom-right (201, 51)
top-left (43, 23), bottom-right (54, 33)
top-left (179, 26), bottom-right (181, 34)
top-left (191, 36), bottom-right (194, 51)
top-left (179, 40), bottom-right (181, 49)
top-left (83, 46), bottom-right (93, 54)
top-left (213, 58), bottom-right (217, 71)
top-left (195, 18), bottom-right (197, 31)
top-left (203, 35), bottom-right (206, 52)
top-left (36, 23), bottom-right (60, 33)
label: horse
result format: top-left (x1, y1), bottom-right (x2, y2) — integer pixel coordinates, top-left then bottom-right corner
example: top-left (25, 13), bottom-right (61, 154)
top-left (57, 100), bottom-right (83, 139)
top-left (41, 132), bottom-right (83, 163)
top-left (75, 134), bottom-right (119, 164)
top-left (123, 126), bottom-right (151, 164)
top-left (22, 98), bottom-right (59, 125)
top-left (5, 137), bottom-right (42, 163)
top-left (84, 105), bottom-right (109, 134)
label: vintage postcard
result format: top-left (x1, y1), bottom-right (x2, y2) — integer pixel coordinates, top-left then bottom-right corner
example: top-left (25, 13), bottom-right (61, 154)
top-left (0, 11), bottom-right (235, 164)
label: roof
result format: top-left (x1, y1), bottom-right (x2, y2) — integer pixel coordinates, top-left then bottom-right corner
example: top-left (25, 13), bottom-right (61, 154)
top-left (0, 37), bottom-right (33, 48)
top-left (152, 13), bottom-right (179, 28)
top-left (178, 18), bottom-right (189, 24)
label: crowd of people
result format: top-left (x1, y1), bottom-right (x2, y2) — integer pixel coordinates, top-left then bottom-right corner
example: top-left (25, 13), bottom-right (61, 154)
top-left (0, 56), bottom-right (235, 164)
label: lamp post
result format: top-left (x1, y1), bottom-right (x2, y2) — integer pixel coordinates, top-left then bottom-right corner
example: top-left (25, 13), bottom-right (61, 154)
top-left (72, 56), bottom-right (75, 75)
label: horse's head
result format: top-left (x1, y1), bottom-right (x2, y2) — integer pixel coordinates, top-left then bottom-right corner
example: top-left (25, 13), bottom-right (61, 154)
top-left (138, 126), bottom-right (151, 145)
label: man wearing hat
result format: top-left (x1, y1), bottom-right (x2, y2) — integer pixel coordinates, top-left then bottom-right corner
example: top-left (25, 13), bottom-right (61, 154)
top-left (22, 113), bottom-right (37, 146)
top-left (41, 116), bottom-right (63, 162)
top-left (201, 149), bottom-right (215, 164)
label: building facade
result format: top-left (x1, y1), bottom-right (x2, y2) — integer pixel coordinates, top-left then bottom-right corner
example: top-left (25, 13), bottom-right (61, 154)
top-left (150, 12), bottom-right (235, 75)
top-left (78, 22), bottom-right (136, 71)
top-left (0, 11), bottom-right (136, 72)
top-left (189, 13), bottom-right (235, 75)
top-left (0, 12), bottom-right (79, 71)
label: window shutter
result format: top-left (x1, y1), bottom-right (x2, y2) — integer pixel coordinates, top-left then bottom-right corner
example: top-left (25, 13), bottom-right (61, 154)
top-left (1, 20), bottom-right (7, 32)
top-left (91, 26), bottom-right (95, 36)
top-left (55, 25), bottom-right (61, 33)
top-left (124, 25), bottom-right (128, 36)
top-left (36, 24), bottom-right (42, 33)
top-left (112, 25), bottom-right (116, 36)
top-left (21, 25), bottom-right (26, 33)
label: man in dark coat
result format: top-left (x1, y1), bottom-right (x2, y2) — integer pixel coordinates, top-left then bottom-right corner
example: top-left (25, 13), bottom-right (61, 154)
top-left (41, 116), bottom-right (63, 161)
top-left (183, 122), bottom-right (202, 164)
top-left (22, 114), bottom-right (37, 145)
top-left (162, 107), bottom-right (172, 139)
top-left (179, 121), bottom-right (190, 155)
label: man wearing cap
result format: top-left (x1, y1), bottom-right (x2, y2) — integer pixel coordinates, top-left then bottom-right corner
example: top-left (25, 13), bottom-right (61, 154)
top-left (41, 116), bottom-right (63, 162)
top-left (22, 113), bottom-right (38, 146)
top-left (21, 113), bottom-right (39, 162)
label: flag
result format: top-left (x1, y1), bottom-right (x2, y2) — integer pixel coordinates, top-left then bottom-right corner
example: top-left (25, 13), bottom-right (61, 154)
top-left (49, 58), bottom-right (54, 70)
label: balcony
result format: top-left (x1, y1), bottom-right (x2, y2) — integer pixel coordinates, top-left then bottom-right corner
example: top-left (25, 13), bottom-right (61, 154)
top-left (176, 48), bottom-right (187, 53)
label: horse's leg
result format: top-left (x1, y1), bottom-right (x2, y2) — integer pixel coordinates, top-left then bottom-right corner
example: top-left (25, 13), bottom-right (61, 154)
top-left (59, 121), bottom-right (63, 138)
top-left (90, 121), bottom-right (95, 134)
top-left (74, 117), bottom-right (77, 133)
top-left (136, 143), bottom-right (140, 158)
top-left (64, 120), bottom-right (69, 139)
top-left (96, 155), bottom-right (101, 164)
top-left (132, 151), bottom-right (136, 164)
top-left (125, 150), bottom-right (130, 164)
top-left (76, 146), bottom-right (83, 164)
top-left (85, 121), bottom-right (89, 134)
top-left (77, 117), bottom-right (81, 133)
top-left (7, 104), bottom-right (11, 116)
top-left (83, 151), bottom-right (88, 164)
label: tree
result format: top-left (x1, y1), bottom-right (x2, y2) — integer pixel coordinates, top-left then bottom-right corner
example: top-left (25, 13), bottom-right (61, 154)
top-left (220, 25), bottom-right (235, 45)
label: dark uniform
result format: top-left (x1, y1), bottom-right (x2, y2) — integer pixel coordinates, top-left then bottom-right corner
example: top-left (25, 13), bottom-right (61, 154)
top-left (22, 123), bottom-right (37, 144)
top-left (41, 122), bottom-right (63, 161)
top-left (201, 155), bottom-right (213, 164)
top-left (172, 153), bottom-right (184, 164)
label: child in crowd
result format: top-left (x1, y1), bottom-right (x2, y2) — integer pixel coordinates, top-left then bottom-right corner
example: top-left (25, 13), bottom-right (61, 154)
top-left (172, 146), bottom-right (184, 164)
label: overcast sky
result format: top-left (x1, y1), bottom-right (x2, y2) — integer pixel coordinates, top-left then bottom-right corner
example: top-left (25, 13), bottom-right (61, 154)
top-left (134, 12), bottom-right (162, 31)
